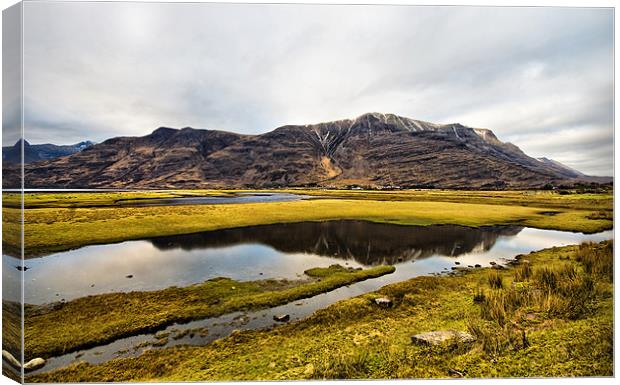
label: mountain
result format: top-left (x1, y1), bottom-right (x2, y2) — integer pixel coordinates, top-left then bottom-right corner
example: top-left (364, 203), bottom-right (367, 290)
top-left (2, 113), bottom-right (610, 189)
top-left (536, 157), bottom-right (584, 178)
top-left (2, 139), bottom-right (95, 164)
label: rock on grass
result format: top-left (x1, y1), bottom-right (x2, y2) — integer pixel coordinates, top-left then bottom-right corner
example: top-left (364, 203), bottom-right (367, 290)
top-left (411, 330), bottom-right (475, 346)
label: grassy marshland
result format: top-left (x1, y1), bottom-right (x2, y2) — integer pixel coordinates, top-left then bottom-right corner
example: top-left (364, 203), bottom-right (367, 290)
top-left (284, 188), bottom-right (613, 210)
top-left (4, 189), bottom-right (612, 210)
top-left (2, 301), bottom-right (22, 360)
top-left (30, 241), bottom-right (613, 381)
top-left (2, 190), bottom-right (612, 256)
top-left (2, 190), bottom-right (238, 209)
top-left (23, 264), bottom-right (395, 360)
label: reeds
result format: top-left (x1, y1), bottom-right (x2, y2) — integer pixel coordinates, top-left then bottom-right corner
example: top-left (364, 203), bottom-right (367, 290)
top-left (471, 241), bottom-right (612, 355)
top-left (513, 262), bottom-right (532, 282)
top-left (487, 270), bottom-right (504, 289)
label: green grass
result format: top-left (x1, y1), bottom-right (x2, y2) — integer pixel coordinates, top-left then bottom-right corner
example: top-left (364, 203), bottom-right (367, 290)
top-left (3, 189), bottom-right (612, 256)
top-left (2, 190), bottom-right (237, 209)
top-left (5, 188), bottom-right (612, 211)
top-left (23, 264), bottom-right (395, 360)
top-left (2, 300), bottom-right (22, 358)
top-left (304, 264), bottom-right (359, 277)
top-left (486, 270), bottom-right (504, 289)
top-left (29, 241), bottom-right (613, 382)
top-left (280, 188), bottom-right (613, 211)
top-left (2, 301), bottom-right (23, 382)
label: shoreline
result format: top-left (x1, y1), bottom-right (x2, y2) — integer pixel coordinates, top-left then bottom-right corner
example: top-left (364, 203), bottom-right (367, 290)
top-left (21, 265), bottom-right (395, 361)
top-left (2, 190), bottom-right (613, 256)
top-left (29, 240), bottom-right (614, 381)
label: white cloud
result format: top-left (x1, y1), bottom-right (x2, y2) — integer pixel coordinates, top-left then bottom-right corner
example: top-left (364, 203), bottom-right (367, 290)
top-left (13, 2), bottom-right (613, 175)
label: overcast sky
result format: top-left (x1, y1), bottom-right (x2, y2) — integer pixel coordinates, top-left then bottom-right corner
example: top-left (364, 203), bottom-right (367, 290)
top-left (6, 2), bottom-right (615, 175)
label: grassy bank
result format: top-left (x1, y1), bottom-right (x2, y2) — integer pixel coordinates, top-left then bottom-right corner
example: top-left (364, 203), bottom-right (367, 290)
top-left (4, 189), bottom-right (613, 211)
top-left (2, 190), bottom-right (237, 209)
top-left (2, 301), bottom-right (22, 359)
top-left (3, 190), bottom-right (612, 256)
top-left (30, 241), bottom-right (613, 382)
top-left (283, 189), bottom-right (613, 211)
top-left (23, 264), bottom-right (395, 360)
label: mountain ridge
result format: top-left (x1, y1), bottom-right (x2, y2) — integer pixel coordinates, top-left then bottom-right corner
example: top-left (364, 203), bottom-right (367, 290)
top-left (2, 113), bottom-right (610, 189)
top-left (2, 139), bottom-right (95, 164)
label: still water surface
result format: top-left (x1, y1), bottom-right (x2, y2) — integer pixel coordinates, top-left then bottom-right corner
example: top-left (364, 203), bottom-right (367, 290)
top-left (116, 192), bottom-right (311, 207)
top-left (2, 221), bottom-right (612, 305)
top-left (8, 220), bottom-right (611, 374)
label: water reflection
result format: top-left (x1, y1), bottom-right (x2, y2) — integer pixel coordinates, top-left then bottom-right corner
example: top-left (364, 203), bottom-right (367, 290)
top-left (27, 223), bottom-right (614, 375)
top-left (150, 221), bottom-right (523, 265)
top-left (3, 221), bottom-right (612, 305)
top-left (116, 192), bottom-right (310, 207)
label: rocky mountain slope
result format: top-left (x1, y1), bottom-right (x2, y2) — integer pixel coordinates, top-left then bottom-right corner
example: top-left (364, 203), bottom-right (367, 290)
top-left (2, 113), bottom-right (608, 189)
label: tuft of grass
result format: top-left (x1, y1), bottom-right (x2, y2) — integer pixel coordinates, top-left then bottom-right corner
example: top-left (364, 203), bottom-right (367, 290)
top-left (477, 288), bottom-right (532, 326)
top-left (476, 241), bottom-right (612, 347)
top-left (513, 262), bottom-right (532, 282)
top-left (575, 241), bottom-right (613, 281)
top-left (487, 270), bottom-right (504, 289)
top-left (533, 264), bottom-right (577, 292)
top-left (472, 288), bottom-right (486, 304)
top-left (305, 264), bottom-right (356, 278)
top-left (311, 348), bottom-right (372, 379)
top-left (467, 320), bottom-right (528, 357)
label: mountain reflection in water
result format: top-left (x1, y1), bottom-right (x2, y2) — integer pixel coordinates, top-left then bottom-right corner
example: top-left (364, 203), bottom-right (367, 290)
top-left (7, 221), bottom-right (611, 305)
top-left (149, 221), bottom-right (524, 265)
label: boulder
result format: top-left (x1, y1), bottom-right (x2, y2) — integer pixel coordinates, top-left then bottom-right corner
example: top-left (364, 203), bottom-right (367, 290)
top-left (23, 357), bottom-right (47, 371)
top-left (2, 350), bottom-right (20, 368)
top-left (2, 351), bottom-right (46, 371)
top-left (273, 314), bottom-right (290, 322)
top-left (232, 314), bottom-right (250, 326)
top-left (411, 330), bottom-right (475, 346)
top-left (374, 297), bottom-right (393, 308)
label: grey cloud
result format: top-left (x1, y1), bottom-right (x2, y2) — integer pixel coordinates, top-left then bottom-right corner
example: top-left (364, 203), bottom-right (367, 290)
top-left (11, 2), bottom-right (614, 176)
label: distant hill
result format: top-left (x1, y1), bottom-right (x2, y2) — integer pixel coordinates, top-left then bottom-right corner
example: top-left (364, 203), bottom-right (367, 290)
top-left (2, 139), bottom-right (95, 164)
top-left (2, 113), bottom-right (611, 189)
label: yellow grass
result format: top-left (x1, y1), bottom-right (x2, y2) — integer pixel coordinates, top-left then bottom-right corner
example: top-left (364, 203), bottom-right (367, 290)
top-left (1, 190), bottom-right (612, 256)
